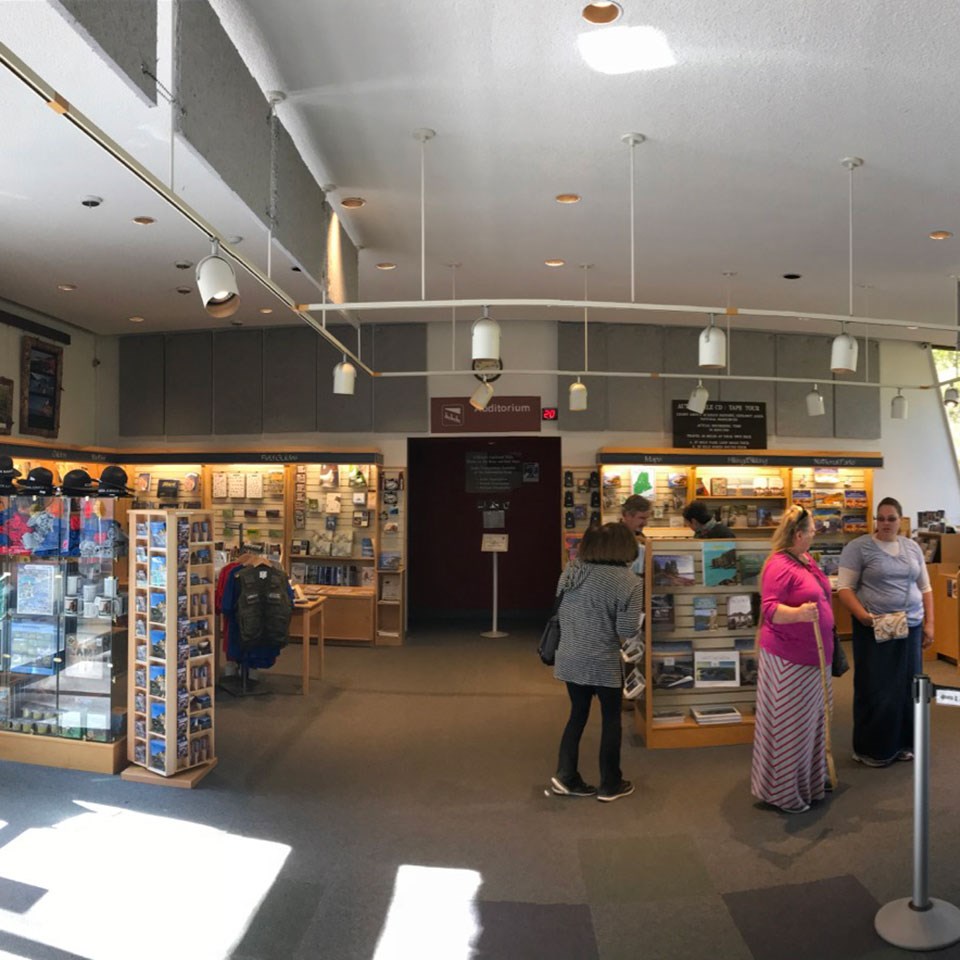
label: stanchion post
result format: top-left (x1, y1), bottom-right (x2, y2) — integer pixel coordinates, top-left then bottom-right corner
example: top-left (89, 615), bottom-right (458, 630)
top-left (875, 674), bottom-right (960, 949)
top-left (481, 550), bottom-right (508, 639)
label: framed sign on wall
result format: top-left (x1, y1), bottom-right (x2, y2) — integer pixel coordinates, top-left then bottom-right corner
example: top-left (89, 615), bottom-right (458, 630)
top-left (0, 376), bottom-right (14, 434)
top-left (20, 336), bottom-right (63, 438)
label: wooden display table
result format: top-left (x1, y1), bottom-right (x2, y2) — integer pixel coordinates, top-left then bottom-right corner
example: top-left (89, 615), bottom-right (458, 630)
top-left (302, 586), bottom-right (375, 644)
top-left (289, 596), bottom-right (326, 694)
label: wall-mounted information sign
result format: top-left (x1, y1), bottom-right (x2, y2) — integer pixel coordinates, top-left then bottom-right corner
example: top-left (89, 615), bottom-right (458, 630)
top-left (465, 451), bottom-right (523, 492)
top-left (672, 400), bottom-right (767, 450)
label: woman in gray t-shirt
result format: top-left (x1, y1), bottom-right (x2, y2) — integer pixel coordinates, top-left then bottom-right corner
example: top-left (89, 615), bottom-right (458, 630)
top-left (836, 497), bottom-right (933, 767)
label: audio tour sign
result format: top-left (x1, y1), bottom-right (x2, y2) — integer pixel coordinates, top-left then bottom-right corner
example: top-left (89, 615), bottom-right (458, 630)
top-left (673, 400), bottom-right (767, 449)
top-left (430, 396), bottom-right (542, 433)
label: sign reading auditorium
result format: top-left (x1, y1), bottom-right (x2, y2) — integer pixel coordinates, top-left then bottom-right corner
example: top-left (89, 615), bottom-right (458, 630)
top-left (430, 396), bottom-right (542, 433)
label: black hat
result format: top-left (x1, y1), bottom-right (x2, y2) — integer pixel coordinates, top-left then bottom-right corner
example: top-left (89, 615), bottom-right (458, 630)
top-left (97, 464), bottom-right (133, 496)
top-left (61, 468), bottom-right (99, 496)
top-left (16, 466), bottom-right (55, 495)
top-left (0, 455), bottom-right (20, 479)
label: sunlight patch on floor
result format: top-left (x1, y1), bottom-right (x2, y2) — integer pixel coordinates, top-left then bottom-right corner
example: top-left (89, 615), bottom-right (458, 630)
top-left (373, 864), bottom-right (483, 960)
top-left (0, 800), bottom-right (290, 960)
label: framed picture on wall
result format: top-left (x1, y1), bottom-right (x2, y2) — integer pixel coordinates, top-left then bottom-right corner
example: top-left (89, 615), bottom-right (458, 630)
top-left (0, 376), bottom-right (13, 434)
top-left (19, 336), bottom-right (62, 438)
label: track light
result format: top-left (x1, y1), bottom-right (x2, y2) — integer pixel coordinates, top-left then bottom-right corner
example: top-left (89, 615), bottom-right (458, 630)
top-left (195, 240), bottom-right (240, 318)
top-left (470, 379), bottom-right (494, 411)
top-left (805, 383), bottom-right (825, 417)
top-left (830, 329), bottom-right (859, 374)
top-left (687, 380), bottom-right (709, 415)
top-left (698, 314), bottom-right (726, 369)
top-left (891, 388), bottom-right (908, 420)
top-left (333, 357), bottom-right (356, 395)
top-left (945, 386), bottom-right (959, 408)
top-left (471, 307), bottom-right (500, 365)
top-left (569, 378), bottom-right (588, 411)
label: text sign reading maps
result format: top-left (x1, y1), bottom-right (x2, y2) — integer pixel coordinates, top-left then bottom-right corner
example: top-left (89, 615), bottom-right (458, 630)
top-left (465, 451), bottom-right (523, 492)
top-left (672, 400), bottom-right (767, 450)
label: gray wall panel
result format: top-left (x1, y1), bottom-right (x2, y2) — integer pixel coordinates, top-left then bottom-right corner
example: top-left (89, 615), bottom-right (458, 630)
top-left (558, 322), bottom-right (607, 431)
top-left (372, 324), bottom-right (427, 433)
top-left (834, 339), bottom-right (880, 439)
top-left (119, 335), bottom-right (165, 436)
top-left (317, 325), bottom-right (374, 432)
top-left (213, 330), bottom-right (263, 435)
top-left (606, 325), bottom-right (663, 431)
top-left (719, 331), bottom-right (777, 413)
top-left (164, 333), bottom-right (212, 436)
top-left (263, 328), bottom-right (318, 433)
top-left (775, 335), bottom-right (834, 437)
top-left (275, 127), bottom-right (328, 278)
top-left (56, 0), bottom-right (157, 103)
top-left (178, 1), bottom-right (270, 226)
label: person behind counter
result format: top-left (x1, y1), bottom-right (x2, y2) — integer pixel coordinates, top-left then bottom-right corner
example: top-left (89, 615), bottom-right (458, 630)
top-left (836, 496), bottom-right (932, 768)
top-left (683, 500), bottom-right (734, 539)
top-left (621, 495), bottom-right (651, 576)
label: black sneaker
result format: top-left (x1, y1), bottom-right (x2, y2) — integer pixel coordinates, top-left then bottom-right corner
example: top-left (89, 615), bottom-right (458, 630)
top-left (551, 776), bottom-right (597, 797)
top-left (597, 780), bottom-right (635, 802)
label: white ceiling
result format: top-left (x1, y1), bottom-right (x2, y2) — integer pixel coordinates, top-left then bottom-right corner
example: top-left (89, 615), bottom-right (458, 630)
top-left (2, 1), bottom-right (960, 346)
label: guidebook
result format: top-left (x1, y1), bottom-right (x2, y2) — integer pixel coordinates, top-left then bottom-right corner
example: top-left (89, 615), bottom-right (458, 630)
top-left (702, 542), bottom-right (739, 586)
top-left (652, 553), bottom-right (696, 586)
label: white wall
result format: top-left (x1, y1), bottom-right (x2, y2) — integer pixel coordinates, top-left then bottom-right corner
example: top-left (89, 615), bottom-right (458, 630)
top-left (0, 313), bottom-right (105, 447)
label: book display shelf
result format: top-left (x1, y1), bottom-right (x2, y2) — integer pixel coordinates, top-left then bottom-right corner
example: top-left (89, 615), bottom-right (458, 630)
top-left (127, 510), bottom-right (216, 784)
top-left (130, 463), bottom-right (205, 512)
top-left (560, 467), bottom-right (601, 566)
top-left (376, 468), bottom-right (406, 645)
top-left (0, 495), bottom-right (130, 773)
top-left (288, 462), bottom-right (379, 644)
top-left (599, 462), bottom-right (691, 533)
top-left (640, 537), bottom-right (768, 748)
top-left (209, 465), bottom-right (288, 561)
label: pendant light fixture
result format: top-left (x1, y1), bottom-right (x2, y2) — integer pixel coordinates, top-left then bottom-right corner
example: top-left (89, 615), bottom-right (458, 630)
top-left (195, 239), bottom-right (240, 318)
top-left (687, 380), bottom-right (709, 415)
top-left (805, 383), bottom-right (825, 416)
top-left (831, 157), bottom-right (864, 374)
top-left (945, 386), bottom-right (959, 408)
top-left (471, 305), bottom-right (500, 365)
top-left (469, 379), bottom-right (494, 411)
top-left (333, 356), bottom-right (356, 395)
top-left (890, 388), bottom-right (908, 420)
top-left (698, 312), bottom-right (726, 369)
top-left (570, 264), bottom-right (592, 411)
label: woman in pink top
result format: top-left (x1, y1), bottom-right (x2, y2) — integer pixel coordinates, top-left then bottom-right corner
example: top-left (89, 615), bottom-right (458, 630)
top-left (751, 505), bottom-right (835, 814)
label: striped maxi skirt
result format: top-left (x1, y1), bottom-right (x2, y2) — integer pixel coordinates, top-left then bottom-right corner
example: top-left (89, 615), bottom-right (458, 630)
top-left (751, 647), bottom-right (832, 810)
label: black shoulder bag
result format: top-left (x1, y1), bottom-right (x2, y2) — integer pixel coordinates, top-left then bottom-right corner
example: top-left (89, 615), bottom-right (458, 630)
top-left (538, 591), bottom-right (564, 665)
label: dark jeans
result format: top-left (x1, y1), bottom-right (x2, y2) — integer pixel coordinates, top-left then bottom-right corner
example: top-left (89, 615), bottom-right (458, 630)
top-left (556, 682), bottom-right (623, 792)
top-left (851, 618), bottom-right (922, 763)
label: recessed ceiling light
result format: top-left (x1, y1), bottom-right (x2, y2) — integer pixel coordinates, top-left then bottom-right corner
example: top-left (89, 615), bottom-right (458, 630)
top-left (230, 319), bottom-right (243, 327)
top-left (341, 197), bottom-right (366, 208)
top-left (128, 316), bottom-right (145, 323)
top-left (555, 193), bottom-right (581, 204)
top-left (176, 286), bottom-right (192, 295)
top-left (545, 259), bottom-right (566, 267)
top-left (782, 273), bottom-right (802, 280)
top-left (929, 230), bottom-right (954, 240)
top-left (175, 260), bottom-right (193, 270)
top-left (80, 196), bottom-right (102, 208)
top-left (581, 2), bottom-right (622, 24)
top-left (132, 215), bottom-right (155, 225)
top-left (907, 325), bottom-right (919, 330)
top-left (291, 265), bottom-right (302, 272)
top-left (57, 283), bottom-right (77, 291)
top-left (376, 262), bottom-right (397, 270)
top-left (578, 25), bottom-right (677, 75)
top-left (259, 307), bottom-right (274, 315)
top-left (227, 235), bottom-right (243, 244)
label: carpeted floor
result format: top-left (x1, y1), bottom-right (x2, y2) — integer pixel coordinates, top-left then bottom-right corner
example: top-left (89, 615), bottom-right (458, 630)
top-left (1, 629), bottom-right (960, 960)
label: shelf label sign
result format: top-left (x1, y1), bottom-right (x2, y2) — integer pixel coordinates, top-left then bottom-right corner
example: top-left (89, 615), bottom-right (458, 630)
top-left (672, 400), bottom-right (767, 449)
top-left (430, 396), bottom-right (542, 433)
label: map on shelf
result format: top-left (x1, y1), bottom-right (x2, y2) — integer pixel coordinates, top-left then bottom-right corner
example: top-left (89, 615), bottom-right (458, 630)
top-left (629, 466), bottom-right (656, 498)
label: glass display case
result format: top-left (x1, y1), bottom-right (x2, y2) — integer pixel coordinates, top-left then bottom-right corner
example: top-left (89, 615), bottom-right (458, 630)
top-left (0, 495), bottom-right (129, 765)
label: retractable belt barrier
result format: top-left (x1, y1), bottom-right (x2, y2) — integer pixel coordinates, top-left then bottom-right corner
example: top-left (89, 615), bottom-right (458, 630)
top-left (875, 675), bottom-right (960, 950)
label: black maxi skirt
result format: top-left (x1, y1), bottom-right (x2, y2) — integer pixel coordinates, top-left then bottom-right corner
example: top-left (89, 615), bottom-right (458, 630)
top-left (851, 618), bottom-right (922, 764)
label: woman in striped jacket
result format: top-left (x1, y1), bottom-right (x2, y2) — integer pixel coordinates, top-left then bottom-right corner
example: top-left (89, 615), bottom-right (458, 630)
top-left (751, 505), bottom-right (835, 814)
top-left (551, 522), bottom-right (644, 803)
